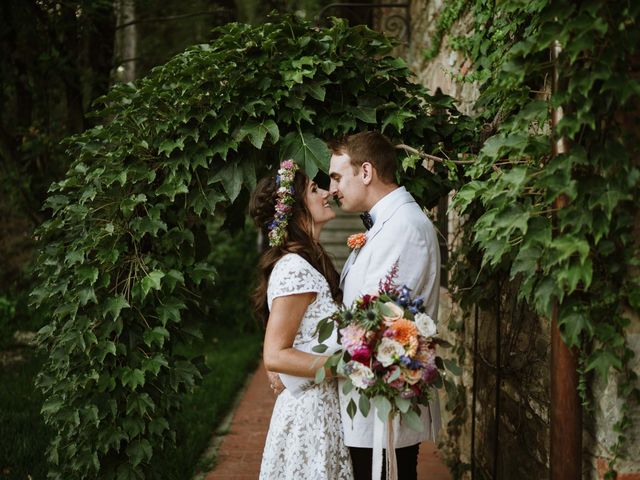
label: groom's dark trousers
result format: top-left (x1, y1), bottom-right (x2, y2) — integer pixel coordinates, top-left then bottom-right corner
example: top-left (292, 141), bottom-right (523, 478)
top-left (349, 444), bottom-right (419, 480)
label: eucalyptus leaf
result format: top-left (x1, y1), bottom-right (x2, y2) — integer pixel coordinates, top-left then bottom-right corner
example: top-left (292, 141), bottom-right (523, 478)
top-left (373, 395), bottom-right (392, 423)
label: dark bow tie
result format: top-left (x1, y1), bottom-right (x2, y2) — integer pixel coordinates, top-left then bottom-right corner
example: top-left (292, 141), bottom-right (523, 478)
top-left (360, 212), bottom-right (373, 230)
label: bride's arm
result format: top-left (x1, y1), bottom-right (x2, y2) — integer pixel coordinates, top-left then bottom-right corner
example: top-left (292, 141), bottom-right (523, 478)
top-left (263, 292), bottom-right (330, 378)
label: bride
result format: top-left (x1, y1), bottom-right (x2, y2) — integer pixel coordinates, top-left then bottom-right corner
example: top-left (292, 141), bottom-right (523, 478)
top-left (249, 159), bottom-right (354, 479)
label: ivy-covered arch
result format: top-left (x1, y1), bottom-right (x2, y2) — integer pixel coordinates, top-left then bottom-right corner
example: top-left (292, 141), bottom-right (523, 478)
top-left (32, 15), bottom-right (466, 479)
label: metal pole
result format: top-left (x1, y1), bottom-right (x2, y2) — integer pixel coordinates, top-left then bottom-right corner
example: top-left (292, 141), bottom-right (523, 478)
top-left (471, 304), bottom-right (479, 480)
top-left (494, 298), bottom-right (501, 478)
top-left (550, 38), bottom-right (582, 480)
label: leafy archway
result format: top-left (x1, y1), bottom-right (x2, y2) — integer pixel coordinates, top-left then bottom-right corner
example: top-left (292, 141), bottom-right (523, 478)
top-left (32, 15), bottom-right (466, 479)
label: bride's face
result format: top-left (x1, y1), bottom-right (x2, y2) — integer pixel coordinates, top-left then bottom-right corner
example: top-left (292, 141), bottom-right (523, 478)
top-left (305, 179), bottom-right (335, 228)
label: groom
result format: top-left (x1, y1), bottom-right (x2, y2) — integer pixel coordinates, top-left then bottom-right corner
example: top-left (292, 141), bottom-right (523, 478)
top-left (328, 131), bottom-right (442, 480)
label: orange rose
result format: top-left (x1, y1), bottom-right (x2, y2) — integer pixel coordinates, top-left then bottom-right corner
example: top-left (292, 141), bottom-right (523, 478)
top-left (388, 318), bottom-right (419, 345)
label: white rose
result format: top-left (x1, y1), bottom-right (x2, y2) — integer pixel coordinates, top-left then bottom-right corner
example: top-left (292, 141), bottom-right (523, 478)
top-left (382, 302), bottom-right (404, 323)
top-left (343, 361), bottom-right (375, 389)
top-left (376, 337), bottom-right (405, 367)
top-left (415, 313), bottom-right (437, 338)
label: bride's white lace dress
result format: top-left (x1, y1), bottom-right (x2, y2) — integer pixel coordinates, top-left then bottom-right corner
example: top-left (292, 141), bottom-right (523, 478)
top-left (259, 253), bottom-right (354, 480)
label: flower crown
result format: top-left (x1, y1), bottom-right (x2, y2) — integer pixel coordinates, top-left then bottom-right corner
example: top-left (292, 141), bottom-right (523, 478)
top-left (268, 159), bottom-right (299, 247)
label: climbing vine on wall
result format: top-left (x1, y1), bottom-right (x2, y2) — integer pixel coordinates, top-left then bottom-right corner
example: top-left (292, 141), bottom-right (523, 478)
top-left (31, 15), bottom-right (468, 479)
top-left (430, 0), bottom-right (640, 474)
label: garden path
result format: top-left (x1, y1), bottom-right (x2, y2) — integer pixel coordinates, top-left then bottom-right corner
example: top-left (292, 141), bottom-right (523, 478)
top-left (204, 361), bottom-right (452, 480)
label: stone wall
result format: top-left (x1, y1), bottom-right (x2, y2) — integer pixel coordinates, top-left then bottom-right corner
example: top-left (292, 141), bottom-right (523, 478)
top-left (374, 1), bottom-right (640, 479)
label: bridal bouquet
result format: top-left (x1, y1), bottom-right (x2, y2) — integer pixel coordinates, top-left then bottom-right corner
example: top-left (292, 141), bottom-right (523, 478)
top-left (313, 262), bottom-right (444, 431)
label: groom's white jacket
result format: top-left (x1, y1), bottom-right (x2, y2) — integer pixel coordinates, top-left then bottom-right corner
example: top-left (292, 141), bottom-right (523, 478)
top-left (339, 186), bottom-right (441, 448)
top-left (280, 186), bottom-right (442, 448)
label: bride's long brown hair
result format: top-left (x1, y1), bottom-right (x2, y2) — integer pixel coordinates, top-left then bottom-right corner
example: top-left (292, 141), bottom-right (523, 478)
top-left (249, 170), bottom-right (342, 325)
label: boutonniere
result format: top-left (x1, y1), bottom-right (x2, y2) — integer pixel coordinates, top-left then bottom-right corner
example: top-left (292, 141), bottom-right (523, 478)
top-left (347, 232), bottom-right (367, 250)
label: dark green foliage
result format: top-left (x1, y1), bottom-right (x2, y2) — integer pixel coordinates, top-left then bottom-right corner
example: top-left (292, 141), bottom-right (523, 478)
top-left (0, 354), bottom-right (51, 480)
top-left (439, 0), bottom-right (640, 472)
top-left (206, 221), bottom-right (261, 332)
top-left (0, 329), bottom-right (261, 480)
top-left (32, 15), bottom-right (465, 479)
top-left (0, 0), bottom-right (115, 225)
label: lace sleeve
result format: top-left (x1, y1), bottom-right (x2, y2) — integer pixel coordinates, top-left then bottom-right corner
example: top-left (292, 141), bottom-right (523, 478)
top-left (267, 254), bottom-right (322, 310)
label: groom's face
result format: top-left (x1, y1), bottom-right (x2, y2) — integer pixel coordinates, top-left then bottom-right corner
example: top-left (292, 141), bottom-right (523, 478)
top-left (329, 152), bottom-right (366, 212)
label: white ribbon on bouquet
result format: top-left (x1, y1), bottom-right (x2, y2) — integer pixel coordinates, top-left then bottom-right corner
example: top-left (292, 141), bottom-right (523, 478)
top-left (371, 408), bottom-right (398, 480)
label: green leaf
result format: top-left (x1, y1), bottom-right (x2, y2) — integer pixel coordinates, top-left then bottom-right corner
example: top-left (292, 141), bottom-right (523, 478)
top-left (190, 262), bottom-right (217, 285)
top-left (77, 265), bottom-right (99, 285)
top-left (315, 365), bottom-right (326, 383)
top-left (158, 137), bottom-right (185, 157)
top-left (358, 393), bottom-right (371, 417)
top-left (510, 245), bottom-right (541, 280)
top-left (210, 163), bottom-right (243, 202)
top-left (395, 396), bottom-right (411, 414)
top-left (312, 343), bottom-right (328, 353)
top-left (141, 270), bottom-right (165, 296)
top-left (443, 358), bottom-right (462, 376)
top-left (78, 287), bottom-right (98, 307)
top-left (342, 378), bottom-right (354, 395)
top-left (120, 193), bottom-right (147, 215)
top-left (304, 83), bottom-right (326, 101)
top-left (401, 409), bottom-right (424, 432)
top-left (156, 177), bottom-right (189, 201)
top-left (346, 398), bottom-right (357, 419)
top-left (164, 270), bottom-right (185, 292)
top-left (559, 310), bottom-right (594, 347)
top-left (103, 295), bottom-right (130, 320)
top-left (41, 397), bottom-right (64, 416)
top-left (237, 119), bottom-right (280, 149)
top-left (279, 131), bottom-right (330, 179)
top-left (117, 463), bottom-right (141, 480)
top-left (157, 302), bottom-right (184, 326)
top-left (317, 318), bottom-right (334, 343)
top-left (143, 354), bottom-right (169, 376)
top-left (548, 235), bottom-right (591, 266)
top-left (381, 110), bottom-right (416, 133)
top-left (148, 417), bottom-right (169, 436)
top-left (143, 326), bottom-right (170, 347)
top-left (121, 368), bottom-right (145, 390)
top-left (557, 258), bottom-right (593, 294)
top-left (126, 393), bottom-right (155, 416)
top-left (65, 250), bottom-right (85, 266)
top-left (373, 395), bottom-right (392, 422)
top-left (126, 439), bottom-right (152, 468)
top-left (586, 349), bottom-right (622, 382)
top-left (451, 181), bottom-right (485, 212)
top-left (100, 340), bottom-right (118, 363)
top-left (353, 106), bottom-right (377, 124)
top-left (387, 366), bottom-right (401, 382)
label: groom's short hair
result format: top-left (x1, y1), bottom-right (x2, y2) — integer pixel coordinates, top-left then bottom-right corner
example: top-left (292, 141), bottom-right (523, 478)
top-left (328, 131), bottom-right (397, 184)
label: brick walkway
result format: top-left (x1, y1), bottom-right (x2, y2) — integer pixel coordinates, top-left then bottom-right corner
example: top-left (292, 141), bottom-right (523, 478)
top-left (205, 362), bottom-right (451, 480)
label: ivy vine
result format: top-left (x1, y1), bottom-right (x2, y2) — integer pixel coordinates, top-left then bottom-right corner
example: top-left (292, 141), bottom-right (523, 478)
top-left (31, 15), bottom-right (468, 479)
top-left (430, 0), bottom-right (640, 475)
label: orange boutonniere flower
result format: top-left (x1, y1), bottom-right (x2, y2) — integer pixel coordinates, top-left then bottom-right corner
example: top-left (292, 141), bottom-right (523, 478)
top-left (347, 232), bottom-right (367, 250)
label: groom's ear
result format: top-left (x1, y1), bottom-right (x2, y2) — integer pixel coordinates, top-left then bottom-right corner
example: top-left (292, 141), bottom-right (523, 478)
top-left (361, 162), bottom-right (373, 185)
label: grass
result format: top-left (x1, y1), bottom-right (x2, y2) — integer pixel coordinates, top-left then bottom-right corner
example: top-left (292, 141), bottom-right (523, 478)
top-left (0, 351), bottom-right (50, 480)
top-left (0, 328), bottom-right (262, 480)
top-left (152, 327), bottom-right (262, 479)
